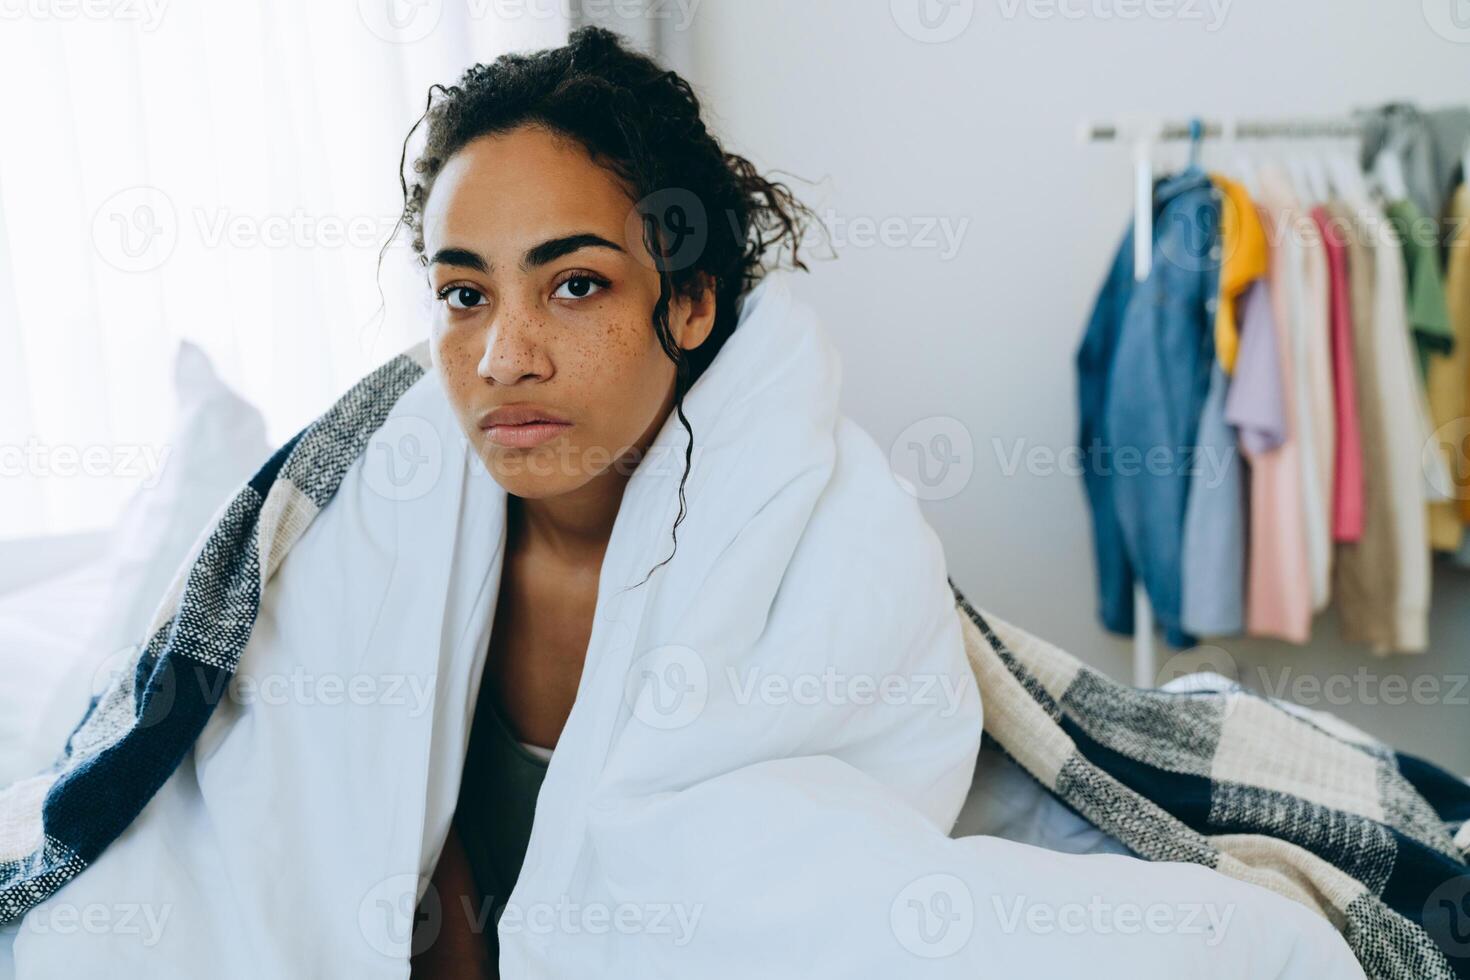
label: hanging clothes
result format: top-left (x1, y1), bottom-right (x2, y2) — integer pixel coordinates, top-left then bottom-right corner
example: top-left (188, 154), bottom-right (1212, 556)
top-left (1355, 104), bottom-right (1470, 231)
top-left (1233, 184), bottom-right (1312, 644)
top-left (1256, 166), bottom-right (1331, 628)
top-left (1431, 181), bottom-right (1470, 554)
top-left (1181, 174), bottom-right (1265, 637)
top-left (1330, 196), bottom-right (1432, 654)
top-left (1385, 197), bottom-right (1454, 380)
top-left (1296, 190), bottom-right (1337, 610)
top-left (1325, 199), bottom-right (1400, 653)
top-left (1312, 205), bottom-right (1367, 543)
top-left (1212, 174), bottom-right (1269, 374)
top-left (1180, 358), bottom-right (1245, 638)
top-left (1224, 280), bottom-right (1287, 457)
top-left (1077, 166), bottom-right (1220, 648)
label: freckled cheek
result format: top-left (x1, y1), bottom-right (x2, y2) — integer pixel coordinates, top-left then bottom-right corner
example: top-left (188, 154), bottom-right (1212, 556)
top-left (561, 316), bottom-right (660, 435)
top-left (431, 333), bottom-right (483, 425)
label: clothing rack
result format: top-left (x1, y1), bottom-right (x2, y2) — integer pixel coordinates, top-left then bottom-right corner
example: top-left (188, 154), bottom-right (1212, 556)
top-left (1082, 115), bottom-right (1366, 688)
top-left (1082, 117), bottom-right (1363, 143)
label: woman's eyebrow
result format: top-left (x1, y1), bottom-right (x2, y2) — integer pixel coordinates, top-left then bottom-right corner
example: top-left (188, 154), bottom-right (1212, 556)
top-left (522, 232), bottom-right (625, 269)
top-left (428, 233), bottom-right (625, 274)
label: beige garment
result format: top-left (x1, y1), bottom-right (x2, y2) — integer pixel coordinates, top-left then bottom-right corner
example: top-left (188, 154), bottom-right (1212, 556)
top-left (1243, 203), bottom-right (1313, 645)
top-left (1341, 198), bottom-right (1431, 653)
top-left (1427, 184), bottom-right (1470, 550)
top-left (1257, 168), bottom-right (1334, 615)
top-left (1252, 168), bottom-right (1334, 614)
top-left (1329, 201), bottom-right (1394, 652)
top-left (1299, 202), bottom-right (1336, 609)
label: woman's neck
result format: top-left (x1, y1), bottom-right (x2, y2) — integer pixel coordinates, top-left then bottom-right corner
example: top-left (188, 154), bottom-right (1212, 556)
top-left (510, 464), bottom-right (630, 566)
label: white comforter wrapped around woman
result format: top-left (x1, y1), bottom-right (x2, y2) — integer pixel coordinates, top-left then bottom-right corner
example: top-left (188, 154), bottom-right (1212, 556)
top-left (2, 271), bottom-right (1359, 978)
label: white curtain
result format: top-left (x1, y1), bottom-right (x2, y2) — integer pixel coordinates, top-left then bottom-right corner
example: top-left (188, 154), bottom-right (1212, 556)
top-left (0, 1), bottom-right (574, 538)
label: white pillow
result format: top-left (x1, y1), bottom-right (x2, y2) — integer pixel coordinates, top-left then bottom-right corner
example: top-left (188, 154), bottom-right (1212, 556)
top-left (28, 339), bottom-right (271, 769)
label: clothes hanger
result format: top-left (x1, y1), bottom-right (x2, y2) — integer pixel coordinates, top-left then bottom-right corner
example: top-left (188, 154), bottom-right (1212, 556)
top-left (1186, 117), bottom-right (1204, 174)
top-left (1286, 147), bottom-right (1318, 206)
top-left (1305, 147), bottom-right (1334, 204)
top-left (1215, 117), bottom-right (1258, 198)
top-left (1370, 139), bottom-right (1410, 203)
top-left (1325, 150), bottom-right (1370, 206)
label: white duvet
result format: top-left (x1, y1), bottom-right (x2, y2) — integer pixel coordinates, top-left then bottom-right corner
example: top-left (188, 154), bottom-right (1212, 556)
top-left (3, 270), bottom-right (1361, 978)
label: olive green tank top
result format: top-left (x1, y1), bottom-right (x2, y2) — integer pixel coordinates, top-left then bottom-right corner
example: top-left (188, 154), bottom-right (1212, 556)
top-left (454, 673), bottom-right (551, 954)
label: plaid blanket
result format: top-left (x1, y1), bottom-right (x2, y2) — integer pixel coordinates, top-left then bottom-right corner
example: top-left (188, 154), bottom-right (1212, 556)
top-left (953, 587), bottom-right (1470, 980)
top-left (0, 345), bottom-right (426, 925)
top-left (1, 335), bottom-right (1464, 980)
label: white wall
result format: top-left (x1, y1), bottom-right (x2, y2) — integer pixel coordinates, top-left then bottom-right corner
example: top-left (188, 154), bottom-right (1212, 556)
top-left (674, 0), bottom-right (1470, 772)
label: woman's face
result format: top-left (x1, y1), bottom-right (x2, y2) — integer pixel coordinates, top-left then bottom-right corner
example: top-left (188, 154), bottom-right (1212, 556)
top-left (421, 123), bottom-right (715, 501)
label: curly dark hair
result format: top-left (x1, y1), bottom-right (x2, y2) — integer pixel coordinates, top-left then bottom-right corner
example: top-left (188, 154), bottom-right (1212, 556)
top-left (385, 25), bottom-right (826, 583)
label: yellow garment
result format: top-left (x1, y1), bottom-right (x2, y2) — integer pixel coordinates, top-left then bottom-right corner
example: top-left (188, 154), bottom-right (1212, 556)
top-left (1209, 173), bottom-right (1268, 374)
top-left (1428, 183), bottom-right (1470, 542)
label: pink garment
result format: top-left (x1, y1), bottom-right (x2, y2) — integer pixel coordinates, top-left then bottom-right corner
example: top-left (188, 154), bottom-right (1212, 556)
top-left (1241, 201), bottom-right (1313, 644)
top-left (1312, 205), bottom-right (1365, 543)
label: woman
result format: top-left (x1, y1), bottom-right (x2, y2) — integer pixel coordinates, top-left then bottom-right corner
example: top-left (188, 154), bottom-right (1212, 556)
top-left (2, 26), bottom-right (1358, 980)
top-left (394, 23), bottom-right (826, 974)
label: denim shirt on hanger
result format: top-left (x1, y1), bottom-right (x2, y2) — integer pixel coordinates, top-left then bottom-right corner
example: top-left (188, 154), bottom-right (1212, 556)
top-left (1076, 165), bottom-right (1221, 649)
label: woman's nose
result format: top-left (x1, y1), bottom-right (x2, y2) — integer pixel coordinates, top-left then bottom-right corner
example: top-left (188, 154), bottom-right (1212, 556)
top-left (478, 311), bottom-right (551, 385)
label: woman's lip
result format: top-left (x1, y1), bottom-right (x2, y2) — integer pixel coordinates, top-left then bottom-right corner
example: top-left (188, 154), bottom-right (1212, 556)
top-left (483, 421), bottom-right (572, 449)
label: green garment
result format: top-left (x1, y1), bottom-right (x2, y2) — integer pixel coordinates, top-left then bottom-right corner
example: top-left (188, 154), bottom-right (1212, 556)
top-left (1385, 197), bottom-right (1453, 379)
top-left (454, 673), bottom-right (551, 956)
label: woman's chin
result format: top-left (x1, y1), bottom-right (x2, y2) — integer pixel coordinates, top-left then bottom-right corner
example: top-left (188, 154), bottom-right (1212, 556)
top-left (479, 453), bottom-right (593, 500)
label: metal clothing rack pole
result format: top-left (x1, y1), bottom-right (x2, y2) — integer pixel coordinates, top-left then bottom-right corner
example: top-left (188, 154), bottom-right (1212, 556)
top-left (1081, 114), bottom-right (1364, 688)
top-left (1083, 117), bottom-right (1364, 143)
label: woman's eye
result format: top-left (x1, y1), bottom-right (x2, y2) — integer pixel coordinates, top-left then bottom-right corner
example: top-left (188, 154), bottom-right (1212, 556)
top-left (440, 286), bottom-right (487, 310)
top-left (552, 274), bottom-right (607, 301)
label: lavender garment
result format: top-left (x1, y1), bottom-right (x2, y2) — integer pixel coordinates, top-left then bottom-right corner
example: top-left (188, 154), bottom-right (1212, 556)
top-left (1180, 361), bottom-right (1245, 637)
top-left (1224, 279), bottom-right (1285, 454)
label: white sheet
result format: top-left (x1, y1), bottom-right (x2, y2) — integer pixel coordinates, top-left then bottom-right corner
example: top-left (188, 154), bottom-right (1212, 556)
top-left (0, 555), bottom-right (117, 786)
top-left (5, 270), bottom-right (1362, 978)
